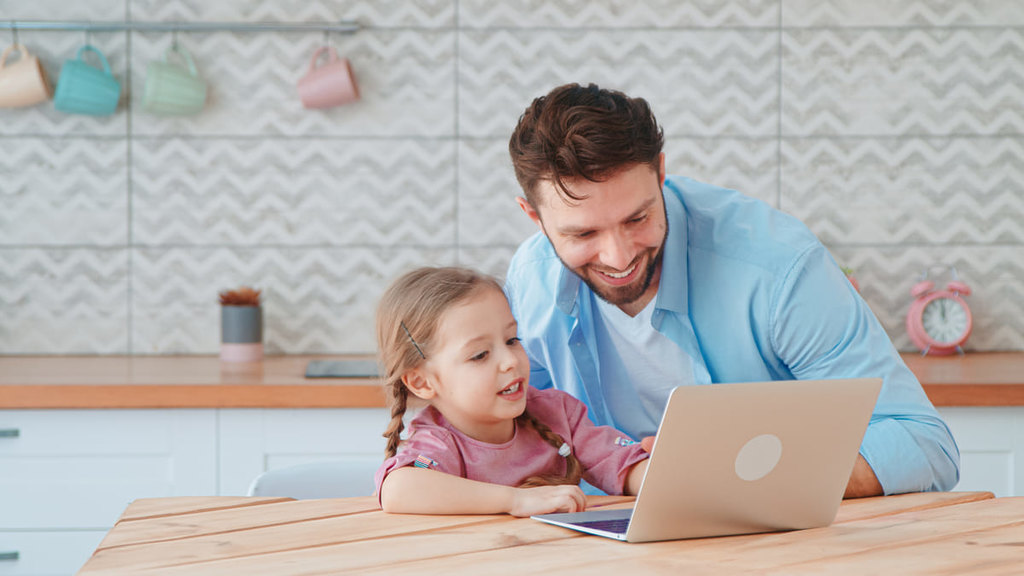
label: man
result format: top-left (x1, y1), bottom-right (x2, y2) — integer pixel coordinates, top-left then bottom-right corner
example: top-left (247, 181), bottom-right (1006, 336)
top-left (504, 83), bottom-right (959, 497)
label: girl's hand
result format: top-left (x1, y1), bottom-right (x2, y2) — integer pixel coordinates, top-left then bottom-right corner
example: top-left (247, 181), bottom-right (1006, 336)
top-left (509, 485), bottom-right (586, 517)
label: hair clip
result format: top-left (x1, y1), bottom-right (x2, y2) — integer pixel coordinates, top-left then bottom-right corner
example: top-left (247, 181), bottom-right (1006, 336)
top-left (401, 321), bottom-right (426, 359)
top-left (558, 442), bottom-right (571, 457)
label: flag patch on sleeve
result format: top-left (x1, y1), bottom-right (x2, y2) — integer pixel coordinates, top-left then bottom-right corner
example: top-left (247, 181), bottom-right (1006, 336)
top-left (614, 436), bottom-right (636, 447)
top-left (413, 454), bottom-right (437, 469)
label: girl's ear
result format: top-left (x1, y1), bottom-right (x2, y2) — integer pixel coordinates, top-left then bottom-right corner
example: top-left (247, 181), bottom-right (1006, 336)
top-left (401, 368), bottom-right (436, 400)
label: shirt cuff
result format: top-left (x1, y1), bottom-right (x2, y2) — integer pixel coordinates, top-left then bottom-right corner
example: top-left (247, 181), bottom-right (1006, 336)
top-left (859, 418), bottom-right (933, 495)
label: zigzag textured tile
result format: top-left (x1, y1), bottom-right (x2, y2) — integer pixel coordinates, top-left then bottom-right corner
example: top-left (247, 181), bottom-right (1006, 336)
top-left (782, 29), bottom-right (1024, 136)
top-left (458, 139), bottom-right (540, 247)
top-left (782, 0), bottom-right (1024, 27)
top-left (2, 0), bottom-right (122, 20)
top-left (0, 138), bottom-right (127, 246)
top-left (0, 248), bottom-right (128, 353)
top-left (0, 32), bottom-right (128, 136)
top-left (132, 138), bottom-right (455, 246)
top-left (131, 0), bottom-right (454, 27)
top-left (665, 138), bottom-right (778, 207)
top-left (460, 0), bottom-right (777, 27)
top-left (129, 29), bottom-right (454, 136)
top-left (782, 138), bottom-right (1024, 246)
top-left (458, 29), bottom-right (778, 138)
top-left (132, 247), bottom-right (455, 354)
top-left (828, 246), bottom-right (1024, 352)
top-left (459, 246), bottom-right (520, 282)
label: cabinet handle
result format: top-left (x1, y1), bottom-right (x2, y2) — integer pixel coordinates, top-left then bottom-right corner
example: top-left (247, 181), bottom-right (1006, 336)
top-left (0, 552), bottom-right (19, 561)
top-left (0, 429), bottom-right (19, 438)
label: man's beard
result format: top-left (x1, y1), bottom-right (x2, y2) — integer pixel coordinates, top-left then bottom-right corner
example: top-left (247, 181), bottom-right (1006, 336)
top-left (567, 245), bottom-right (664, 307)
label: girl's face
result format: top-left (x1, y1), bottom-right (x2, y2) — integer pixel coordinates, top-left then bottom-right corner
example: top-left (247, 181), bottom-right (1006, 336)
top-left (412, 286), bottom-right (530, 444)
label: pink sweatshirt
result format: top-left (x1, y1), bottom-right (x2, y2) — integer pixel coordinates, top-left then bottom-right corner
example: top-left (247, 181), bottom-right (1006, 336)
top-left (374, 386), bottom-right (649, 503)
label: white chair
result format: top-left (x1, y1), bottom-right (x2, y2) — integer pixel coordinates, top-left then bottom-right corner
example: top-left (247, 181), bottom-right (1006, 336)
top-left (246, 459), bottom-right (378, 499)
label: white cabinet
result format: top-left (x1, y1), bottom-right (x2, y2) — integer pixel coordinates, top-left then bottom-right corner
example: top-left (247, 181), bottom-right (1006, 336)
top-left (0, 410), bottom-right (217, 576)
top-left (0, 407), bottom-right (386, 575)
top-left (219, 408), bottom-right (388, 496)
top-left (937, 407), bottom-right (1024, 498)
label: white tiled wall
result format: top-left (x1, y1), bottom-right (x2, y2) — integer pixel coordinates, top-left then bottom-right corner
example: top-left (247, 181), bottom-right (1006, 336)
top-left (1, 0), bottom-right (1022, 354)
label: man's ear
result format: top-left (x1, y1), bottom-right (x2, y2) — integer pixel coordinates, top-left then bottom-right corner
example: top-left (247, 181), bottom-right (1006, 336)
top-left (401, 368), bottom-right (436, 400)
top-left (516, 196), bottom-right (543, 230)
top-left (657, 153), bottom-right (666, 187)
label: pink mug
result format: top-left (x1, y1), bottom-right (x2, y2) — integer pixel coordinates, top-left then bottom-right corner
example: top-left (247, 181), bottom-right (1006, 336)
top-left (296, 46), bottom-right (359, 109)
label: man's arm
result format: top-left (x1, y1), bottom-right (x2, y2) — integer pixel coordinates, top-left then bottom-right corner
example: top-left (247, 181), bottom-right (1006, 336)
top-left (773, 245), bottom-right (960, 494)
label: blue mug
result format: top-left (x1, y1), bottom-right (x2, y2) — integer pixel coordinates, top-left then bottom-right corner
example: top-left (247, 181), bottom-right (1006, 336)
top-left (54, 45), bottom-right (120, 116)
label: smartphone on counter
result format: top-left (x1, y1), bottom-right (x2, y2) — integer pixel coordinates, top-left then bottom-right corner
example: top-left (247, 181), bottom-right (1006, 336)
top-left (304, 359), bottom-right (380, 378)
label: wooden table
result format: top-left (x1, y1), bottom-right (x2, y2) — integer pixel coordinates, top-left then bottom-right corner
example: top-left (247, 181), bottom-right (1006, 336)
top-left (75, 491), bottom-right (1024, 575)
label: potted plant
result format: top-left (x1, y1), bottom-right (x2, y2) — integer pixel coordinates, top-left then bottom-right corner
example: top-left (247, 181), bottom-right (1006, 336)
top-left (219, 286), bottom-right (263, 362)
top-left (841, 266), bottom-right (860, 293)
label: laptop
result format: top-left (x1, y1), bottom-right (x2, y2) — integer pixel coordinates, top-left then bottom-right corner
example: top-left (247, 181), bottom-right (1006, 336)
top-left (532, 377), bottom-right (882, 543)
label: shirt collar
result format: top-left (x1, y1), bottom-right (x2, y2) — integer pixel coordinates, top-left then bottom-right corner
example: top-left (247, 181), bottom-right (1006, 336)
top-left (554, 182), bottom-right (690, 317)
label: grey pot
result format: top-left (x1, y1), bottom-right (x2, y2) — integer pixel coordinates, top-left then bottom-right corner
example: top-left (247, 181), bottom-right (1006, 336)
top-left (221, 305), bottom-right (262, 344)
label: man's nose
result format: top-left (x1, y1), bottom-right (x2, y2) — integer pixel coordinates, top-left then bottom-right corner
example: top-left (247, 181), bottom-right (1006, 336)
top-left (598, 230), bottom-right (633, 271)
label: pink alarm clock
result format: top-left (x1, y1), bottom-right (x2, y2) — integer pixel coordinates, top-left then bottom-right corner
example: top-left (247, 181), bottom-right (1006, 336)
top-left (905, 268), bottom-right (972, 356)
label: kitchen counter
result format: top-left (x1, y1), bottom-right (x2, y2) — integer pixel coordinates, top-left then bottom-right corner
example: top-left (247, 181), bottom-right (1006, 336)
top-left (0, 355), bottom-right (382, 409)
top-left (1, 352), bottom-right (1022, 409)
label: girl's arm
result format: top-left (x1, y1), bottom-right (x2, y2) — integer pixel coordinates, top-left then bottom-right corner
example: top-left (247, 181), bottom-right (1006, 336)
top-left (380, 466), bottom-right (586, 517)
top-left (624, 458), bottom-right (649, 496)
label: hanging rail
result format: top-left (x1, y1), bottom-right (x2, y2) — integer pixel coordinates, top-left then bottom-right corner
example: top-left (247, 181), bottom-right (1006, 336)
top-left (1, 20), bottom-right (360, 34)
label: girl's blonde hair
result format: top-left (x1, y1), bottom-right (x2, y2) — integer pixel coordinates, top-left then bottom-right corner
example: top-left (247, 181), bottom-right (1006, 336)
top-left (376, 266), bottom-right (581, 488)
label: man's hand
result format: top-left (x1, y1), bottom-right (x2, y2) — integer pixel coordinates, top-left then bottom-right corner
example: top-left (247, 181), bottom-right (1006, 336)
top-left (844, 454), bottom-right (883, 498)
top-left (509, 485), bottom-right (586, 517)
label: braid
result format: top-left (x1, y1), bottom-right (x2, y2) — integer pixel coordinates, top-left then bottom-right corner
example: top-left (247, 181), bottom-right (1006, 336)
top-left (383, 376), bottom-right (409, 459)
top-left (517, 409), bottom-right (583, 488)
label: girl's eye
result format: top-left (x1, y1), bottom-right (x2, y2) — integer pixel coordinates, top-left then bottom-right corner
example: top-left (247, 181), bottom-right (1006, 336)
top-left (507, 336), bottom-right (522, 346)
top-left (469, 351), bottom-right (488, 362)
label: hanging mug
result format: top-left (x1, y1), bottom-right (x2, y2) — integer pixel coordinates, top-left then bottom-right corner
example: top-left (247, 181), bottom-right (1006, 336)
top-left (54, 45), bottom-right (121, 116)
top-left (0, 44), bottom-right (53, 108)
top-left (296, 46), bottom-right (359, 109)
top-left (142, 45), bottom-right (207, 115)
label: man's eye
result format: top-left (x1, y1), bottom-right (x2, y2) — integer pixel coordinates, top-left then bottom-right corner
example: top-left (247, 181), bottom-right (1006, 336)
top-left (629, 214), bottom-right (647, 224)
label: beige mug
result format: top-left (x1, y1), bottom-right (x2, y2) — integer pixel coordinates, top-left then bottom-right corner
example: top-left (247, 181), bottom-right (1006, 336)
top-left (0, 44), bottom-right (53, 108)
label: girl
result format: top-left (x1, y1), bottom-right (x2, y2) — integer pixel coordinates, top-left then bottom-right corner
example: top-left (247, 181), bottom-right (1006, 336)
top-left (374, 266), bottom-right (649, 517)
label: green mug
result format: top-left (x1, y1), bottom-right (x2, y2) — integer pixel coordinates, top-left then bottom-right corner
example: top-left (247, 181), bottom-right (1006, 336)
top-left (142, 46), bottom-right (207, 115)
top-left (53, 45), bottom-right (121, 116)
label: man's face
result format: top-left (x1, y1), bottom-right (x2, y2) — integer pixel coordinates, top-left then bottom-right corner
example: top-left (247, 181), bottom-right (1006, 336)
top-left (518, 156), bottom-right (668, 315)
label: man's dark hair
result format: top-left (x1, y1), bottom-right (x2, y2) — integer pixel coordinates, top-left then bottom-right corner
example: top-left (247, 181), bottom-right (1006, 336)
top-left (508, 82), bottom-right (665, 208)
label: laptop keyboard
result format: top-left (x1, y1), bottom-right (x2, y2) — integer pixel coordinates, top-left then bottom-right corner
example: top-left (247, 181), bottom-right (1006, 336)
top-left (576, 517), bottom-right (631, 534)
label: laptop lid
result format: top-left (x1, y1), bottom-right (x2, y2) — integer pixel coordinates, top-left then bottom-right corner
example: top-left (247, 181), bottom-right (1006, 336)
top-left (533, 377), bottom-right (882, 543)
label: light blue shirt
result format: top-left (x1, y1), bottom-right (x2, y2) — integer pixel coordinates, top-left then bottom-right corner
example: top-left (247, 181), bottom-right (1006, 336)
top-left (505, 176), bottom-right (960, 495)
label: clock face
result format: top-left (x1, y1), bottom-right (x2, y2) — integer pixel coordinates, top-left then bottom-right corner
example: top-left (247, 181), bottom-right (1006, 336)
top-left (921, 297), bottom-right (969, 344)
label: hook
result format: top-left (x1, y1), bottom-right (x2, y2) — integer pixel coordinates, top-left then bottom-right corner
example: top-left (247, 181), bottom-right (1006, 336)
top-left (323, 29), bottom-right (330, 46)
top-left (172, 28), bottom-right (179, 50)
top-left (11, 21), bottom-right (19, 46)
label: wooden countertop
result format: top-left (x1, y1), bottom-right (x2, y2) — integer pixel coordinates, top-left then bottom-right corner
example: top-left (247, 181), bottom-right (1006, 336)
top-left (1, 352), bottom-right (1022, 409)
top-left (0, 355), bottom-right (384, 409)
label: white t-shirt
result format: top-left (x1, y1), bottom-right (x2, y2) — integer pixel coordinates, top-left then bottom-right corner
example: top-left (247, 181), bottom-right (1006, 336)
top-left (592, 295), bottom-right (694, 438)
